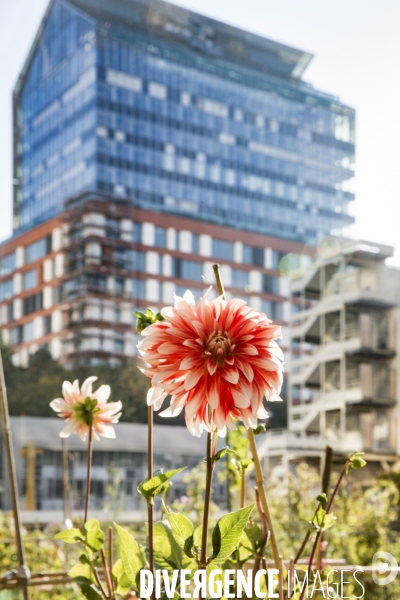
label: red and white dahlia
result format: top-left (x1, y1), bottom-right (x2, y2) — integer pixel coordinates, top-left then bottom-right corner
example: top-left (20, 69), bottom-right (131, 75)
top-left (50, 376), bottom-right (122, 441)
top-left (138, 290), bottom-right (284, 436)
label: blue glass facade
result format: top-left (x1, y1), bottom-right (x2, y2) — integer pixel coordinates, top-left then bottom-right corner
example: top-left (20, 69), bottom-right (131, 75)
top-left (14, 0), bottom-right (355, 244)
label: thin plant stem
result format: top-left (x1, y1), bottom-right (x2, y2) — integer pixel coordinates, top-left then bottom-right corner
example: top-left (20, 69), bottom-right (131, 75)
top-left (240, 440), bottom-right (249, 508)
top-left (287, 556), bottom-right (294, 600)
top-left (248, 428), bottom-right (280, 569)
top-left (294, 445), bottom-right (332, 565)
top-left (298, 460), bottom-right (350, 600)
top-left (84, 416), bottom-right (93, 523)
top-left (212, 263), bottom-right (281, 569)
top-left (147, 403), bottom-right (155, 600)
top-left (101, 547), bottom-right (113, 598)
top-left (200, 430), bottom-right (214, 571)
top-left (93, 567), bottom-right (109, 598)
top-left (108, 527), bottom-right (114, 595)
top-left (0, 349), bottom-right (30, 600)
top-left (278, 555), bottom-right (284, 600)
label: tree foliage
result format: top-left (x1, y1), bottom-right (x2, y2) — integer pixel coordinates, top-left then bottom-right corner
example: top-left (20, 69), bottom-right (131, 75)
top-left (0, 345), bottom-right (184, 425)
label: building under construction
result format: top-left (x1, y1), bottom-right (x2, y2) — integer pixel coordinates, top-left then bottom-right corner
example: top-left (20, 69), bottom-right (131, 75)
top-left (260, 239), bottom-right (400, 481)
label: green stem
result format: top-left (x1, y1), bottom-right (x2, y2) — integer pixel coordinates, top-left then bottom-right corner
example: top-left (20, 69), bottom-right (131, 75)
top-left (200, 431), bottom-right (214, 572)
top-left (298, 460), bottom-right (350, 600)
top-left (84, 418), bottom-right (93, 523)
top-left (147, 403), bottom-right (155, 600)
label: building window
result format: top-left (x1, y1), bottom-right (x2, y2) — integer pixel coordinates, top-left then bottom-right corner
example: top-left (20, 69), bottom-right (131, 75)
top-left (23, 292), bottom-right (43, 316)
top-left (133, 278), bottom-right (146, 299)
top-left (53, 285), bottom-right (62, 304)
top-left (10, 326), bottom-right (22, 345)
top-left (0, 278), bottom-right (13, 300)
top-left (212, 239), bottom-right (234, 261)
top-left (262, 275), bottom-right (279, 295)
top-left (272, 250), bottom-right (286, 270)
top-left (22, 321), bottom-right (34, 342)
top-left (231, 268), bottom-right (249, 290)
top-left (43, 315), bottom-right (52, 335)
top-left (133, 222), bottom-right (142, 243)
top-left (155, 227), bottom-right (167, 248)
top-left (172, 258), bottom-right (203, 281)
top-left (192, 234), bottom-right (200, 254)
top-left (114, 338), bottom-right (124, 353)
top-left (87, 273), bottom-right (106, 291)
top-left (0, 252), bottom-right (16, 276)
top-left (115, 277), bottom-right (124, 294)
top-left (25, 236), bottom-right (51, 264)
top-left (106, 218), bottom-right (120, 239)
top-left (7, 303), bottom-right (14, 322)
top-left (114, 248), bottom-right (133, 269)
top-left (261, 300), bottom-right (282, 320)
top-left (23, 269), bottom-right (37, 291)
top-left (243, 245), bottom-right (264, 267)
top-left (133, 251), bottom-right (145, 271)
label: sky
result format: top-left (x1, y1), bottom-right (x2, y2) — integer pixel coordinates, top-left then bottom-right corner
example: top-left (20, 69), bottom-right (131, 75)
top-left (1, 0), bottom-right (399, 261)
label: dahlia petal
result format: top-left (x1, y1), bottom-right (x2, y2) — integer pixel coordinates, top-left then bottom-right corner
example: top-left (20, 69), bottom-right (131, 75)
top-left (184, 368), bottom-right (204, 391)
top-left (221, 368), bottom-right (239, 385)
top-left (62, 381), bottom-right (75, 404)
top-left (231, 387), bottom-right (251, 408)
top-left (81, 376), bottom-right (98, 399)
top-left (50, 398), bottom-right (69, 412)
top-left (147, 386), bottom-right (168, 409)
top-left (95, 424), bottom-right (116, 439)
top-left (93, 384), bottom-right (111, 405)
top-left (180, 355), bottom-right (200, 370)
top-left (60, 420), bottom-right (80, 438)
top-left (207, 361), bottom-right (218, 376)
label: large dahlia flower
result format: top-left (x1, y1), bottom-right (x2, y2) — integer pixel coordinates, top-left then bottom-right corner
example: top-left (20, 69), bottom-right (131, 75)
top-left (138, 290), bottom-right (284, 436)
top-left (50, 376), bottom-right (122, 440)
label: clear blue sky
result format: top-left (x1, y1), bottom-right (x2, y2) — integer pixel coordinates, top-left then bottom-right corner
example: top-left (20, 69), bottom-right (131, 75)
top-left (1, 0), bottom-right (399, 261)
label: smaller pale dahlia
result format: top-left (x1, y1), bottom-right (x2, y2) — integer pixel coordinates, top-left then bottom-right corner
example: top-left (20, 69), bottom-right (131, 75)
top-left (50, 376), bottom-right (122, 441)
top-left (138, 290), bottom-right (284, 437)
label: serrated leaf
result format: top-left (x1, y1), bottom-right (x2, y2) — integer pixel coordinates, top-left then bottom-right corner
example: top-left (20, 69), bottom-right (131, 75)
top-left (84, 519), bottom-right (104, 552)
top-left (115, 523), bottom-right (145, 586)
top-left (167, 512), bottom-right (194, 547)
top-left (54, 528), bottom-right (84, 544)
top-left (211, 504), bottom-right (254, 563)
top-left (138, 467), bottom-right (186, 500)
top-left (183, 535), bottom-right (195, 559)
top-left (112, 559), bottom-right (133, 595)
top-left (153, 522), bottom-right (182, 571)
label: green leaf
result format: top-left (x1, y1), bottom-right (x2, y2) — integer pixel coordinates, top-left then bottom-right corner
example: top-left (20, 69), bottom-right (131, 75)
top-left (346, 451), bottom-right (367, 474)
top-left (68, 564), bottom-right (93, 581)
top-left (312, 506), bottom-right (336, 532)
top-left (74, 578), bottom-right (102, 600)
top-left (54, 528), bottom-right (84, 544)
top-left (138, 467), bottom-right (186, 501)
top-left (112, 559), bottom-right (133, 595)
top-left (211, 504), bottom-right (255, 563)
top-left (115, 523), bottom-right (145, 586)
top-left (153, 522), bottom-right (182, 571)
top-left (193, 525), bottom-right (203, 549)
top-left (212, 447), bottom-right (236, 464)
top-left (183, 535), bottom-right (195, 559)
top-left (167, 512), bottom-right (194, 547)
top-left (84, 519), bottom-right (104, 552)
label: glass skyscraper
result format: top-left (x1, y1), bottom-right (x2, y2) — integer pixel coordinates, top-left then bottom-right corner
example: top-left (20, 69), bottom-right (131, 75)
top-left (14, 0), bottom-right (355, 245)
